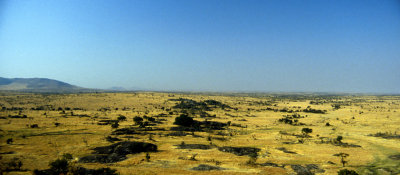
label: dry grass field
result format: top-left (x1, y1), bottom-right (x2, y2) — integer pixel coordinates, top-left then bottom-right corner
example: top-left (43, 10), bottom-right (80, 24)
top-left (0, 92), bottom-right (399, 174)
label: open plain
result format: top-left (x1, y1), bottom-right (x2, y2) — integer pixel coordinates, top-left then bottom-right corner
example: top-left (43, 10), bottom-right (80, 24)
top-left (0, 92), bottom-right (399, 174)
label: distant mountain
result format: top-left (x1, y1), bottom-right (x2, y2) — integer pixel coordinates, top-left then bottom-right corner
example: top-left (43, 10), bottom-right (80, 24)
top-left (107, 86), bottom-right (146, 92)
top-left (0, 77), bottom-right (94, 93)
top-left (108, 86), bottom-right (127, 91)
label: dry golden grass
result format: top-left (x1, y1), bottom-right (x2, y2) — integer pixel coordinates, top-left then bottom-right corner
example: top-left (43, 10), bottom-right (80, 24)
top-left (0, 92), bottom-right (399, 174)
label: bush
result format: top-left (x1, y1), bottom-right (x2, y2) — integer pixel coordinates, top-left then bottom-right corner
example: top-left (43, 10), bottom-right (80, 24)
top-left (139, 121), bottom-right (149, 128)
top-left (71, 167), bottom-right (118, 175)
top-left (145, 152), bottom-right (150, 162)
top-left (62, 153), bottom-right (73, 160)
top-left (278, 114), bottom-right (306, 126)
top-left (35, 160), bottom-right (118, 175)
top-left (301, 128), bottom-right (313, 139)
top-left (79, 141), bottom-right (157, 163)
top-left (332, 104), bottom-right (341, 110)
top-left (133, 116), bottom-right (143, 125)
top-left (303, 107), bottom-right (326, 114)
top-left (174, 114), bottom-right (194, 127)
top-left (117, 115), bottom-right (127, 121)
top-left (191, 164), bottom-right (225, 171)
top-left (246, 152), bottom-right (258, 165)
top-left (87, 167), bottom-right (118, 175)
top-left (147, 117), bottom-right (155, 122)
top-left (302, 128), bottom-right (313, 135)
top-left (338, 169), bottom-right (358, 175)
top-left (30, 124), bottom-right (39, 128)
top-left (336, 136), bottom-right (343, 143)
top-left (4, 158), bottom-right (23, 171)
top-left (111, 122), bottom-right (119, 129)
top-left (49, 158), bottom-right (68, 174)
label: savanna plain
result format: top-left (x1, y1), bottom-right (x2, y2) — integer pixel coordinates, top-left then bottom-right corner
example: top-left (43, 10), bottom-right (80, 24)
top-left (1, 92), bottom-right (399, 174)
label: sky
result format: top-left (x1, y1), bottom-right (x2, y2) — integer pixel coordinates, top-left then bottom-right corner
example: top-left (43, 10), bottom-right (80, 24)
top-left (0, 0), bottom-right (399, 93)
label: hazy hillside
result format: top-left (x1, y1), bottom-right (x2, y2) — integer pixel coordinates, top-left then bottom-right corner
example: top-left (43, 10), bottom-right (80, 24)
top-left (0, 77), bottom-right (93, 93)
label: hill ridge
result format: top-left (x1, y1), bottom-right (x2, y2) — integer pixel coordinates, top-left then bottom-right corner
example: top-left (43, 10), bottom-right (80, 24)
top-left (0, 77), bottom-right (92, 93)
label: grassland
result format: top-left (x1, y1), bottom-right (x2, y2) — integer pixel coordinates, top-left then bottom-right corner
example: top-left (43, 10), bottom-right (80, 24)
top-left (0, 92), bottom-right (399, 174)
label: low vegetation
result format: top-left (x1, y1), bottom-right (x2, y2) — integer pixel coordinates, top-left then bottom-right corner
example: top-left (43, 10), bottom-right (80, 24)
top-left (0, 92), bottom-right (398, 174)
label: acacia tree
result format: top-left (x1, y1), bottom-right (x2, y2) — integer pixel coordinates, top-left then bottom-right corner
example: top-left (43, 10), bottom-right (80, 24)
top-left (301, 128), bottom-right (313, 137)
top-left (333, 152), bottom-right (349, 167)
top-left (336, 136), bottom-right (343, 144)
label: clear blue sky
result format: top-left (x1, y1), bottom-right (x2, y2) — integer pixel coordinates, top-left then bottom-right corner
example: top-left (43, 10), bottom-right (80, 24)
top-left (1, 0), bottom-right (399, 93)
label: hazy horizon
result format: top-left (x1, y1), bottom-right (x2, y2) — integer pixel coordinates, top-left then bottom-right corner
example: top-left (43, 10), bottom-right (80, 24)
top-left (1, 0), bottom-right (399, 93)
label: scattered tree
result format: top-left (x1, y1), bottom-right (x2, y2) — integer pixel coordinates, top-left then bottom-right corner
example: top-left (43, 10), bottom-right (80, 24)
top-left (145, 152), bottom-right (151, 162)
top-left (190, 153), bottom-right (198, 161)
top-left (133, 116), bottom-right (143, 125)
top-left (117, 115), bottom-right (127, 121)
top-left (174, 114), bottom-right (194, 127)
top-left (30, 124), bottom-right (39, 128)
top-left (148, 134), bottom-right (154, 141)
top-left (302, 128), bottom-right (313, 137)
top-left (207, 135), bottom-right (212, 141)
top-left (6, 138), bottom-right (13, 144)
top-left (333, 153), bottom-right (349, 167)
top-left (139, 121), bottom-right (149, 128)
top-left (246, 152), bottom-right (258, 165)
top-left (111, 122), bottom-right (119, 129)
top-left (336, 136), bottom-right (343, 143)
top-left (146, 117), bottom-right (155, 122)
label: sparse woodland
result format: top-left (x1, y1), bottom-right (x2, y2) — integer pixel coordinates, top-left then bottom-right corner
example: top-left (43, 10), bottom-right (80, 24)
top-left (0, 92), bottom-right (399, 174)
